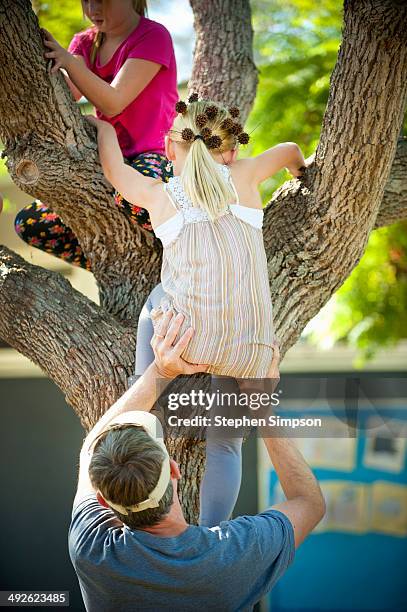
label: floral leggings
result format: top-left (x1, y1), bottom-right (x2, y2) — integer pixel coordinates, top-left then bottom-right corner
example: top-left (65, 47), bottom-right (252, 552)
top-left (14, 152), bottom-right (172, 271)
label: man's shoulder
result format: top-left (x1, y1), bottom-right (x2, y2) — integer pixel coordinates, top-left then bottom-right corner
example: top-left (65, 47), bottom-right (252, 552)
top-left (225, 509), bottom-right (295, 562)
top-left (68, 494), bottom-right (122, 560)
top-left (228, 508), bottom-right (294, 531)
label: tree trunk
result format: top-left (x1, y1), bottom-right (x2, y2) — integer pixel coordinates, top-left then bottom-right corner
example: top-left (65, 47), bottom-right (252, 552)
top-left (0, 0), bottom-right (406, 523)
top-left (262, 0), bottom-right (407, 352)
top-left (188, 0), bottom-right (258, 118)
top-left (0, 0), bottom-right (162, 322)
top-left (375, 137), bottom-right (407, 228)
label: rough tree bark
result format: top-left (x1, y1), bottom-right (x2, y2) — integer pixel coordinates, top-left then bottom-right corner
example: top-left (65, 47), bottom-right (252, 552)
top-left (0, 0), bottom-right (406, 522)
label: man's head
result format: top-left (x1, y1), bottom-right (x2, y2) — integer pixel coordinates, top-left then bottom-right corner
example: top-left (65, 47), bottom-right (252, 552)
top-left (88, 412), bottom-right (176, 529)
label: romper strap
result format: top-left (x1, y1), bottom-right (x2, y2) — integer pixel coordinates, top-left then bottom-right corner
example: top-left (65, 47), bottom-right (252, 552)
top-left (163, 182), bottom-right (180, 211)
top-left (219, 164), bottom-right (240, 205)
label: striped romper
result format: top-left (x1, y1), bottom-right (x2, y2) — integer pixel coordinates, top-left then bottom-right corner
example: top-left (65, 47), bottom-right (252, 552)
top-left (153, 163), bottom-right (274, 378)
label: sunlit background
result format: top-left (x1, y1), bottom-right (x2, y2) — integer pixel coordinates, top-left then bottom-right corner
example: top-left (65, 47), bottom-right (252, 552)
top-left (0, 2), bottom-right (406, 612)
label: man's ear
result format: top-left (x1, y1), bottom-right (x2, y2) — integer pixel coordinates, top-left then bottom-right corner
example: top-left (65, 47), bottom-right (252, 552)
top-left (169, 458), bottom-right (181, 480)
top-left (96, 491), bottom-right (110, 508)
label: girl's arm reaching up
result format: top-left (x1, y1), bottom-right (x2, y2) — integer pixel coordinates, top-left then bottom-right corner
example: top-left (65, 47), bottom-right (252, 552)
top-left (246, 142), bottom-right (309, 186)
top-left (87, 116), bottom-right (159, 208)
top-left (42, 29), bottom-right (161, 118)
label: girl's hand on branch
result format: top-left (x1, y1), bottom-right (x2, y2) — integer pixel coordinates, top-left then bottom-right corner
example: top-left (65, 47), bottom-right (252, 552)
top-left (84, 115), bottom-right (113, 131)
top-left (287, 152), bottom-right (315, 178)
top-left (42, 29), bottom-right (72, 74)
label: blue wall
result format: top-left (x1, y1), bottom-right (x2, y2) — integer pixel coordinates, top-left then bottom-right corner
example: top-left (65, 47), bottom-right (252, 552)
top-left (266, 391), bottom-right (407, 612)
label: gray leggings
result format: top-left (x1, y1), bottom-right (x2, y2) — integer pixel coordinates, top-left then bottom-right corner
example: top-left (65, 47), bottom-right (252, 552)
top-left (134, 283), bottom-right (243, 527)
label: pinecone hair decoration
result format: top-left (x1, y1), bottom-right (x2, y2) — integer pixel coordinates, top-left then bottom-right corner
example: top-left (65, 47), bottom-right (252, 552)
top-left (230, 122), bottom-right (243, 136)
top-left (181, 127), bottom-right (195, 142)
top-left (188, 92), bottom-right (199, 103)
top-left (238, 132), bottom-right (250, 145)
top-left (175, 100), bottom-right (187, 114)
top-left (205, 105), bottom-right (218, 120)
top-left (206, 134), bottom-right (223, 150)
top-left (196, 113), bottom-right (208, 128)
top-left (200, 127), bottom-right (212, 139)
top-left (220, 118), bottom-right (234, 131)
top-left (229, 106), bottom-right (240, 118)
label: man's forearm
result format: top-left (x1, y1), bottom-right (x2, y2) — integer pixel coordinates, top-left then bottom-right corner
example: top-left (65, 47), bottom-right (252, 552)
top-left (263, 436), bottom-right (324, 505)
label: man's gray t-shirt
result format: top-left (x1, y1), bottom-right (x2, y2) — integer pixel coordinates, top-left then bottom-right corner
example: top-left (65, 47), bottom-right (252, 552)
top-left (69, 494), bottom-right (295, 612)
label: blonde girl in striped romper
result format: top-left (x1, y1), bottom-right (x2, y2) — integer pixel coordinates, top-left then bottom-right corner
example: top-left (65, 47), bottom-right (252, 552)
top-left (89, 96), bottom-right (306, 527)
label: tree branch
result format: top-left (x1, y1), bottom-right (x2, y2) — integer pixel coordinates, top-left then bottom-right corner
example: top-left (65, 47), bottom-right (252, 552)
top-left (262, 0), bottom-right (407, 353)
top-left (375, 137), bottom-right (407, 228)
top-left (0, 0), bottom-right (161, 320)
top-left (0, 245), bottom-right (136, 429)
top-left (188, 0), bottom-right (258, 118)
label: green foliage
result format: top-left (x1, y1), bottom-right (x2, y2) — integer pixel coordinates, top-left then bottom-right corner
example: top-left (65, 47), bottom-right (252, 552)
top-left (33, 0), bottom-right (86, 47)
top-left (247, 0), bottom-right (342, 200)
top-left (305, 222), bottom-right (407, 364)
top-left (249, 0), bottom-right (407, 359)
top-left (336, 222), bottom-right (407, 356)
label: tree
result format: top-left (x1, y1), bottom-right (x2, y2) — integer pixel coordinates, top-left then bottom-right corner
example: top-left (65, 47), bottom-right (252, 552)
top-left (0, 0), bottom-right (406, 522)
top-left (249, 0), bottom-right (407, 359)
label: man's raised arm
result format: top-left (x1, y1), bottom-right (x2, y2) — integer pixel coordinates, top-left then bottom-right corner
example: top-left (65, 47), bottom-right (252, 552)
top-left (261, 343), bottom-right (326, 548)
top-left (73, 312), bottom-right (208, 506)
top-left (264, 437), bottom-right (326, 548)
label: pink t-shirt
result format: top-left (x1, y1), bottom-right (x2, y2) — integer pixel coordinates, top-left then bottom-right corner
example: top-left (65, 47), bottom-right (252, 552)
top-left (68, 16), bottom-right (178, 157)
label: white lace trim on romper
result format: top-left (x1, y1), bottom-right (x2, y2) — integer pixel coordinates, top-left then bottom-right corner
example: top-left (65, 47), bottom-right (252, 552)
top-left (154, 163), bottom-right (263, 248)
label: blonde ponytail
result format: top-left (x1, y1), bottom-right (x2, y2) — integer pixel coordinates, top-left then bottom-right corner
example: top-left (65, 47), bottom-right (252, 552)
top-left (180, 138), bottom-right (235, 220)
top-left (170, 100), bottom-right (241, 221)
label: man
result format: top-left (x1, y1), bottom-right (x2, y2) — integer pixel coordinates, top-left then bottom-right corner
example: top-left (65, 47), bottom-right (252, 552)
top-left (69, 311), bottom-right (325, 611)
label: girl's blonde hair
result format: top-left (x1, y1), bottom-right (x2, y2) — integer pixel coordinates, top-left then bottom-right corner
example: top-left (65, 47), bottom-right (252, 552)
top-left (86, 1), bottom-right (148, 66)
top-left (169, 100), bottom-right (240, 221)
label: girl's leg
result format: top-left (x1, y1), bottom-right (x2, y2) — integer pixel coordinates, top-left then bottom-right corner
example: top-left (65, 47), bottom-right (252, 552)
top-left (199, 374), bottom-right (244, 527)
top-left (199, 435), bottom-right (243, 528)
top-left (14, 200), bottom-right (90, 270)
top-left (134, 283), bottom-right (167, 376)
top-left (132, 271), bottom-right (243, 528)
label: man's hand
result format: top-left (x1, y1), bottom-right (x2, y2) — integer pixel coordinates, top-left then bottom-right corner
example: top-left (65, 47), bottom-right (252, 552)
top-left (151, 311), bottom-right (209, 378)
top-left (266, 338), bottom-right (280, 389)
top-left (237, 337), bottom-right (280, 393)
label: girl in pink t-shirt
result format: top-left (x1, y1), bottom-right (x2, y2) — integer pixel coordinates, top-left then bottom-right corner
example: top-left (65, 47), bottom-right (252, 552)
top-left (14, 0), bottom-right (178, 270)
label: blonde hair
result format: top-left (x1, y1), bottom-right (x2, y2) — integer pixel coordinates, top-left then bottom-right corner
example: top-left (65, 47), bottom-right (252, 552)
top-left (169, 100), bottom-right (239, 221)
top-left (86, 0), bottom-right (148, 66)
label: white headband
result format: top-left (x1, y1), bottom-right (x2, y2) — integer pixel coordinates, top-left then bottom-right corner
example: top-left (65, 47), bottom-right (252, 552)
top-left (94, 411), bottom-right (171, 515)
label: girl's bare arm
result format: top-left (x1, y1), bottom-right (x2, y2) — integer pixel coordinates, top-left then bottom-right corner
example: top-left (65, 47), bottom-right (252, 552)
top-left (240, 142), bottom-right (308, 186)
top-left (88, 117), bottom-right (159, 209)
